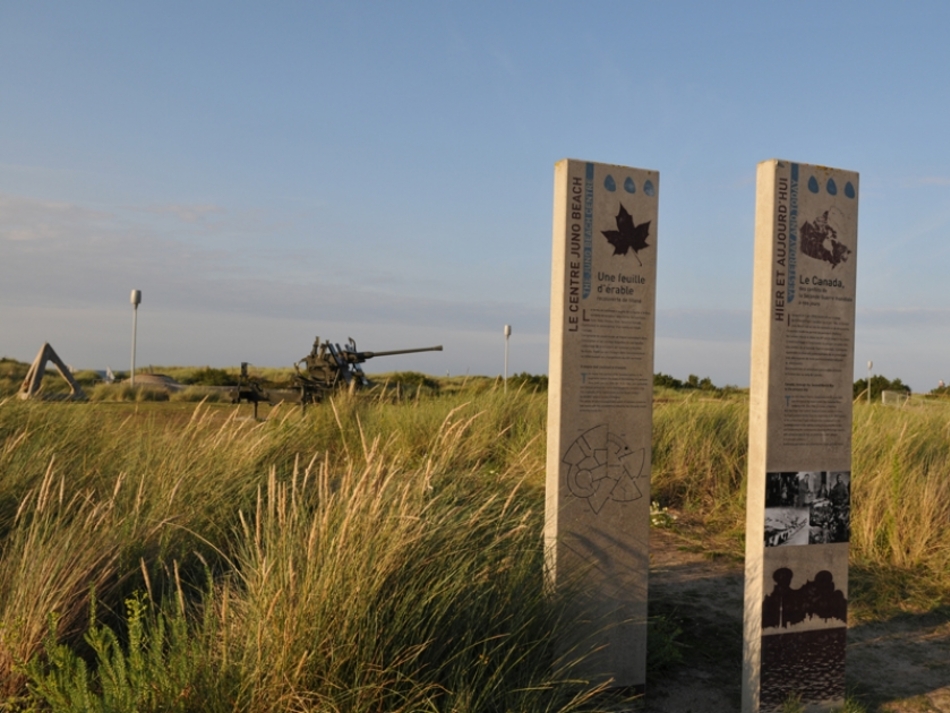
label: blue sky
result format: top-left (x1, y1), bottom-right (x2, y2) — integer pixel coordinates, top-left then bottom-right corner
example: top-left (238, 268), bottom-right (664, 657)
top-left (3, 2), bottom-right (950, 389)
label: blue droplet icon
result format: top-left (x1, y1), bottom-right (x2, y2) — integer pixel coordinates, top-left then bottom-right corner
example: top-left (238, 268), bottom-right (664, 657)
top-left (826, 178), bottom-right (837, 196)
top-left (844, 182), bottom-right (855, 199)
top-left (643, 180), bottom-right (655, 197)
top-left (808, 176), bottom-right (820, 193)
top-left (604, 175), bottom-right (616, 192)
top-left (623, 177), bottom-right (636, 193)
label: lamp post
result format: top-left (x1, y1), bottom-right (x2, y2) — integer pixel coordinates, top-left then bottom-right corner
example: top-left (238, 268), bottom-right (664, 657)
top-left (867, 360), bottom-right (873, 404)
top-left (503, 324), bottom-right (511, 393)
top-left (130, 290), bottom-right (142, 387)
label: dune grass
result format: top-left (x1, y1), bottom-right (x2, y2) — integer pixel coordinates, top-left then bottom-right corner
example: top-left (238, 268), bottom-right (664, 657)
top-left (0, 391), bottom-right (619, 712)
top-left (651, 395), bottom-right (950, 617)
top-left (847, 401), bottom-right (950, 617)
top-left (0, 385), bottom-right (948, 710)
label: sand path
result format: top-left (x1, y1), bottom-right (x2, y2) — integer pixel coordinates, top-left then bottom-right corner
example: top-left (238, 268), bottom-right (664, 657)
top-left (640, 527), bottom-right (950, 712)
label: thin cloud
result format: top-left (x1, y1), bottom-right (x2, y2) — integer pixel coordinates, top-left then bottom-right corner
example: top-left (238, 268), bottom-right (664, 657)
top-left (138, 203), bottom-right (225, 224)
top-left (0, 193), bottom-right (113, 242)
top-left (857, 307), bottom-right (950, 328)
top-left (656, 308), bottom-right (751, 342)
top-left (0, 191), bottom-right (546, 336)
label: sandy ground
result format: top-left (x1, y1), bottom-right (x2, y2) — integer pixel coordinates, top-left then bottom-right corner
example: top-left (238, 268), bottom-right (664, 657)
top-left (639, 528), bottom-right (950, 712)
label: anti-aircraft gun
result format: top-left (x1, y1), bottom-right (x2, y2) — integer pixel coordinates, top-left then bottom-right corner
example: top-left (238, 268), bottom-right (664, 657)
top-left (294, 336), bottom-right (443, 404)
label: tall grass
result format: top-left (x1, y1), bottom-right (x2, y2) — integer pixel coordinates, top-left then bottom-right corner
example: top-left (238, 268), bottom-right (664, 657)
top-left (851, 403), bottom-right (950, 571)
top-left (0, 391), bottom-right (616, 712)
top-left (2, 388), bottom-right (950, 709)
top-left (650, 396), bottom-right (950, 614)
top-left (652, 396), bottom-right (748, 525)
top-left (848, 402), bottom-right (950, 613)
top-left (0, 403), bottom-right (283, 697)
top-left (220, 451), bottom-right (584, 712)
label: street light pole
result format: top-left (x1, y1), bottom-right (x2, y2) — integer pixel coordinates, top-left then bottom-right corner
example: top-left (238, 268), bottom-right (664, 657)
top-left (131, 290), bottom-right (142, 387)
top-left (503, 324), bottom-right (511, 393)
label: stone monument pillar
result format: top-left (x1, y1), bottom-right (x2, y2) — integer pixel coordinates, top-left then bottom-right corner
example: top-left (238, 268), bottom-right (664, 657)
top-left (743, 160), bottom-right (859, 712)
top-left (546, 159), bottom-right (659, 691)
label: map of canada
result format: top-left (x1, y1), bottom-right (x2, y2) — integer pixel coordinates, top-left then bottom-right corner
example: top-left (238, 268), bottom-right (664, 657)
top-left (562, 424), bottom-right (645, 513)
top-left (800, 211), bottom-right (851, 268)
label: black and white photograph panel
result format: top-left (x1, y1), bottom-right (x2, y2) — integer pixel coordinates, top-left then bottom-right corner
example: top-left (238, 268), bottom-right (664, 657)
top-left (764, 471), bottom-right (850, 547)
top-left (765, 506), bottom-right (810, 547)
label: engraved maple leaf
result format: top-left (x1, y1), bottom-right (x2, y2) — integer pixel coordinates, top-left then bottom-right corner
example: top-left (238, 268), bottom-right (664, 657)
top-left (602, 204), bottom-right (650, 265)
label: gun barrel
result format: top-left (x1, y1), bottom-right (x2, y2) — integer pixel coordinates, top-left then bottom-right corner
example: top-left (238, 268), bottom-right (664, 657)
top-left (361, 345), bottom-right (444, 359)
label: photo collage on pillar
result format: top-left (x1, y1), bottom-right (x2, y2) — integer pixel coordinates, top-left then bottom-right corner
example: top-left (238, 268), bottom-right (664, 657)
top-left (764, 471), bottom-right (850, 547)
top-left (760, 470), bottom-right (851, 708)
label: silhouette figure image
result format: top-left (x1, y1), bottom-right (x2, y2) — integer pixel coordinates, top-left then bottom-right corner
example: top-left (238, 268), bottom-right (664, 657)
top-left (762, 567), bottom-right (847, 630)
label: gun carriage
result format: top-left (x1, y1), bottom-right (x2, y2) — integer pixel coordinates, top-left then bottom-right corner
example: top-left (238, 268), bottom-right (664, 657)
top-left (293, 337), bottom-right (443, 404)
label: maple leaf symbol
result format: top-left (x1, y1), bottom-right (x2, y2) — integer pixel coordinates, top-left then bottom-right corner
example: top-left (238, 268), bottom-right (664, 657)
top-left (601, 204), bottom-right (650, 265)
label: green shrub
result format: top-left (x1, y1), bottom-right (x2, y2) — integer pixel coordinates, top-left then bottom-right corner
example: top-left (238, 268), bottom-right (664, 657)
top-left (508, 372), bottom-right (548, 392)
top-left (87, 384), bottom-right (170, 402)
top-left (380, 370), bottom-right (440, 392)
top-left (853, 374), bottom-right (911, 400)
top-left (27, 593), bottom-right (226, 713)
top-left (929, 383), bottom-right (950, 397)
top-left (179, 367), bottom-right (237, 387)
top-left (169, 386), bottom-right (234, 403)
top-left (653, 372), bottom-right (685, 390)
top-left (653, 372), bottom-right (742, 397)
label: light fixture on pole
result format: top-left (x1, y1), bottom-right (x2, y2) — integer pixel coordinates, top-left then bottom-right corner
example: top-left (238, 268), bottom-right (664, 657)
top-left (130, 290), bottom-right (142, 388)
top-left (867, 360), bottom-right (873, 404)
top-left (503, 324), bottom-right (511, 393)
